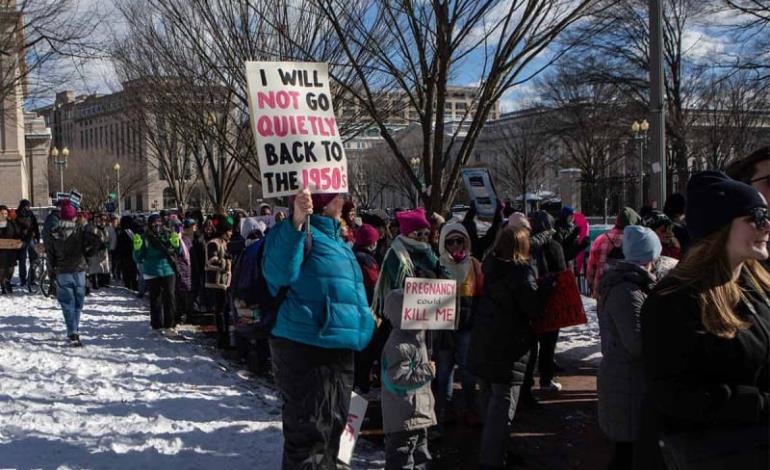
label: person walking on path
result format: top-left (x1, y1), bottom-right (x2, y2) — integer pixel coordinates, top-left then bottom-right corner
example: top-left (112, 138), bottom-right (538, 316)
top-left (262, 189), bottom-right (375, 469)
top-left (133, 214), bottom-right (181, 330)
top-left (204, 215), bottom-right (234, 348)
top-left (467, 226), bottom-right (552, 469)
top-left (46, 200), bottom-right (98, 346)
top-left (381, 289), bottom-right (437, 470)
top-left (14, 199), bottom-right (40, 287)
top-left (0, 205), bottom-right (20, 294)
top-left (434, 222), bottom-right (483, 427)
top-left (638, 171), bottom-right (770, 470)
top-left (175, 218), bottom-right (195, 324)
top-left (597, 226), bottom-right (661, 470)
top-left (115, 216), bottom-right (138, 291)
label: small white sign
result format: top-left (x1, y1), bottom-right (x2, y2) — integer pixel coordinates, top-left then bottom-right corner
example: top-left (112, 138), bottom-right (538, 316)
top-left (651, 162), bottom-right (662, 174)
top-left (401, 278), bottom-right (458, 330)
top-left (337, 392), bottom-right (368, 465)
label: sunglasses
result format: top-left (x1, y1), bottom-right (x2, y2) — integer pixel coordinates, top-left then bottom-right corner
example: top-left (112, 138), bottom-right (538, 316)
top-left (410, 230), bottom-right (431, 239)
top-left (749, 207), bottom-right (770, 230)
top-left (445, 238), bottom-right (465, 246)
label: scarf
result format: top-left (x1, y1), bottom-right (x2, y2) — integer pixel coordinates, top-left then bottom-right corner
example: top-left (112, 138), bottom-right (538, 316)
top-left (371, 235), bottom-right (435, 316)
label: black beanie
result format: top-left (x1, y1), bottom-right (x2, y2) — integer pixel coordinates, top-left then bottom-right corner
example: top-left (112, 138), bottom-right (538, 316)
top-left (686, 171), bottom-right (766, 240)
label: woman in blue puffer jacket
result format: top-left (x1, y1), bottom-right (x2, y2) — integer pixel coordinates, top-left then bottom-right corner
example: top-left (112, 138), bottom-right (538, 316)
top-left (262, 188), bottom-right (375, 470)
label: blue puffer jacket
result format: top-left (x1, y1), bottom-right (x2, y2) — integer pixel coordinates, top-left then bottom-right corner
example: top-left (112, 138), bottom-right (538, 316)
top-left (262, 215), bottom-right (375, 351)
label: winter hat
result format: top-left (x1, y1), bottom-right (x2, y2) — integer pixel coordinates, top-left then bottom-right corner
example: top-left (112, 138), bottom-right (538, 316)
top-left (59, 200), bottom-right (77, 221)
top-left (686, 171), bottom-right (766, 240)
top-left (616, 207), bottom-right (642, 229)
top-left (644, 211), bottom-right (671, 231)
top-left (507, 212), bottom-right (531, 231)
top-left (354, 224), bottom-right (380, 248)
top-left (396, 208), bottom-right (431, 236)
top-left (183, 218), bottom-right (197, 228)
top-left (561, 205), bottom-right (575, 219)
top-left (148, 213), bottom-right (162, 226)
top-left (622, 226), bottom-right (662, 265)
top-left (311, 193), bottom-right (339, 212)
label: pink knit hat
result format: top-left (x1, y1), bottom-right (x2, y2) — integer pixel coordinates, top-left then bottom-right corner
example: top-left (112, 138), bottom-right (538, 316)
top-left (396, 208), bottom-right (431, 236)
top-left (311, 193), bottom-right (339, 210)
top-left (354, 223), bottom-right (379, 247)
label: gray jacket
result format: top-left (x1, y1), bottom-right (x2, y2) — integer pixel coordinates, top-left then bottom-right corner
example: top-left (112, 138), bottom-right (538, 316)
top-left (85, 224), bottom-right (110, 275)
top-left (380, 289), bottom-right (437, 434)
top-left (597, 262), bottom-right (655, 442)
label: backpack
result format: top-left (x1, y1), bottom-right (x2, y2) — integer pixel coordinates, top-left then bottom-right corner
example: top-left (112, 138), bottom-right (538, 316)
top-left (231, 234), bottom-right (312, 335)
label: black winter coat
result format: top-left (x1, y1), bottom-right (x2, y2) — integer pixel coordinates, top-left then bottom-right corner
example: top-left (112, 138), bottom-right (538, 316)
top-left (46, 221), bottom-right (100, 274)
top-left (14, 207), bottom-right (40, 243)
top-left (637, 270), bottom-right (770, 469)
top-left (0, 221), bottom-right (19, 269)
top-left (467, 256), bottom-right (548, 384)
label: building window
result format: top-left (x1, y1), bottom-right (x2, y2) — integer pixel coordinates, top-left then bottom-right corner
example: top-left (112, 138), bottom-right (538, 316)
top-left (136, 193), bottom-right (144, 212)
top-left (124, 197), bottom-right (132, 211)
top-left (163, 187), bottom-right (176, 209)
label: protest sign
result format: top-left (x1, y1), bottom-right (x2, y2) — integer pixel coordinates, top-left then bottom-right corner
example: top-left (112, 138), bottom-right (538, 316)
top-left (0, 239), bottom-right (23, 250)
top-left (401, 278), bottom-right (457, 330)
top-left (338, 392), bottom-right (368, 465)
top-left (245, 61), bottom-right (348, 198)
top-left (461, 168), bottom-right (498, 218)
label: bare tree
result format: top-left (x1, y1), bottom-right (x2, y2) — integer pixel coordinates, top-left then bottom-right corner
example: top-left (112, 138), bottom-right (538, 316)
top-left (562, 0), bottom-right (713, 191)
top-left (538, 61), bottom-right (634, 215)
top-left (1, 0), bottom-right (107, 106)
top-left (691, 71), bottom-right (770, 169)
top-left (64, 155), bottom-right (144, 212)
top-left (288, 0), bottom-right (606, 215)
top-left (723, 1), bottom-right (770, 83)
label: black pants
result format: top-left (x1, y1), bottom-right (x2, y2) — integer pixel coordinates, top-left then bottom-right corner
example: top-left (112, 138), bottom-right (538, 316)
top-left (607, 441), bottom-right (634, 470)
top-left (208, 288), bottom-right (230, 348)
top-left (270, 336), bottom-right (354, 470)
top-left (148, 275), bottom-right (176, 329)
top-left (121, 259), bottom-right (138, 291)
top-left (176, 289), bottom-right (194, 324)
top-left (523, 329), bottom-right (560, 392)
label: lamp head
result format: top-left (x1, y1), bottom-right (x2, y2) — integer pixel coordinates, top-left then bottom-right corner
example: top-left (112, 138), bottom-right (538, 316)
top-left (631, 121), bottom-right (640, 133)
top-left (61, 147), bottom-right (70, 157)
top-left (640, 119), bottom-right (650, 132)
top-left (114, 163), bottom-right (121, 171)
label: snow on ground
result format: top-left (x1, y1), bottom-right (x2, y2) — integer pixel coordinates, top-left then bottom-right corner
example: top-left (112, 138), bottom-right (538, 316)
top-left (556, 297), bottom-right (601, 367)
top-left (0, 286), bottom-right (384, 469)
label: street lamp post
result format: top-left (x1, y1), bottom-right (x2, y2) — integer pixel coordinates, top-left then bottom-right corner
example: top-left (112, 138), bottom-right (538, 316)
top-left (114, 163), bottom-right (121, 217)
top-left (631, 119), bottom-right (650, 209)
top-left (50, 147), bottom-right (70, 193)
top-left (247, 183), bottom-right (253, 214)
top-left (409, 157), bottom-right (421, 208)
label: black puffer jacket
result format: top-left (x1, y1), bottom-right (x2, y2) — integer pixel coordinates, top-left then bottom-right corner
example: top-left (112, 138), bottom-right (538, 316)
top-left (467, 256), bottom-right (548, 384)
top-left (46, 221), bottom-right (99, 274)
top-left (637, 269), bottom-right (770, 469)
top-left (529, 211), bottom-right (567, 278)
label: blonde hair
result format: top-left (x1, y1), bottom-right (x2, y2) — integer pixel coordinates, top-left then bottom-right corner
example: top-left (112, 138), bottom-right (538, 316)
top-left (493, 226), bottom-right (530, 264)
top-left (663, 224), bottom-right (770, 338)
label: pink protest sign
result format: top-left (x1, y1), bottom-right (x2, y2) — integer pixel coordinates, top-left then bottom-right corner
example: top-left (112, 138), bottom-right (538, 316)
top-left (245, 61), bottom-right (348, 198)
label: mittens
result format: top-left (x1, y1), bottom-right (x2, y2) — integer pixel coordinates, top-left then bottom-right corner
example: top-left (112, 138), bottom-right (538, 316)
top-left (169, 232), bottom-right (181, 249)
top-left (132, 234), bottom-right (143, 251)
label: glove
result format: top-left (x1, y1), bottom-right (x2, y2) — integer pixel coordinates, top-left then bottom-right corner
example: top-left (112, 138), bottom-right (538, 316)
top-left (132, 234), bottom-right (143, 251)
top-left (169, 232), bottom-right (181, 249)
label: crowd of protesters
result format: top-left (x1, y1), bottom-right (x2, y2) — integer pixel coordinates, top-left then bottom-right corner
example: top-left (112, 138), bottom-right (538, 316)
top-left (1, 148), bottom-right (769, 469)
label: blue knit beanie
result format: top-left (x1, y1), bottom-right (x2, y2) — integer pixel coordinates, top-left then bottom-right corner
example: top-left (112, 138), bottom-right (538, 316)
top-left (622, 226), bottom-right (662, 265)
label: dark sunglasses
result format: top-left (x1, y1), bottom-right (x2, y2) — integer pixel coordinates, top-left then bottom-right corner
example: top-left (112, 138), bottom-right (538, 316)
top-left (445, 238), bottom-right (464, 246)
top-left (410, 230), bottom-right (431, 239)
top-left (749, 207), bottom-right (770, 230)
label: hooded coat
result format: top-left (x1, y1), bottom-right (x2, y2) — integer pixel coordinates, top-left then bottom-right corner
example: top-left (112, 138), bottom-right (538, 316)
top-left (597, 262), bottom-right (656, 442)
top-left (529, 211), bottom-right (567, 278)
top-left (46, 220), bottom-right (99, 274)
top-left (467, 256), bottom-right (547, 384)
top-left (381, 289), bottom-right (437, 434)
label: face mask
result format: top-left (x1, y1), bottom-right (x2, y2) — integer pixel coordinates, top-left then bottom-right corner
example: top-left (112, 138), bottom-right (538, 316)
top-left (451, 251), bottom-right (468, 263)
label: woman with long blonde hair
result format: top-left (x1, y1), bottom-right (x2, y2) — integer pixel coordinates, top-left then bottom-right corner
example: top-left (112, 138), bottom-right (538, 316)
top-left (639, 171), bottom-right (770, 470)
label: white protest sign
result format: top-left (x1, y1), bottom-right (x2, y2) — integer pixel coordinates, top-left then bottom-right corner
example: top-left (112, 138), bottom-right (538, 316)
top-left (401, 278), bottom-right (458, 330)
top-left (337, 392), bottom-right (368, 465)
top-left (245, 61), bottom-right (348, 198)
top-left (461, 168), bottom-right (498, 218)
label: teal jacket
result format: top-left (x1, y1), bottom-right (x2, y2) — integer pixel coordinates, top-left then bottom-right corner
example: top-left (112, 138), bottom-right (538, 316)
top-left (133, 231), bottom-right (177, 278)
top-left (262, 215), bottom-right (375, 351)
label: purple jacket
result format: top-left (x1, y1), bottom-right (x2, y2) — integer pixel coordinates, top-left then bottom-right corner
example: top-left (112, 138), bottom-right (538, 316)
top-left (177, 235), bottom-right (193, 291)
